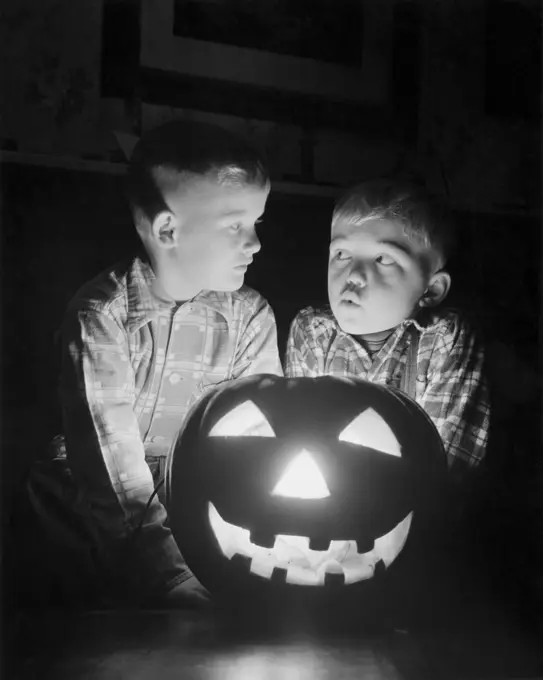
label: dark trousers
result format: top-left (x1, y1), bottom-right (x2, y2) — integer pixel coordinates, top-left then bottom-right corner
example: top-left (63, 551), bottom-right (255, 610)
top-left (7, 454), bottom-right (167, 609)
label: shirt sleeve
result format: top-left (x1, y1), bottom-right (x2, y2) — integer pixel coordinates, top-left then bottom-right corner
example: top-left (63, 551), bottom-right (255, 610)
top-left (231, 297), bottom-right (284, 378)
top-left (284, 312), bottom-right (321, 377)
top-left (418, 315), bottom-right (490, 480)
top-left (60, 308), bottom-right (191, 592)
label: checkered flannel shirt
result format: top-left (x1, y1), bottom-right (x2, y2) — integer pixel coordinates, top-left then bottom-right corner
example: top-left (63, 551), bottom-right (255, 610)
top-left (58, 255), bottom-right (282, 591)
top-left (285, 306), bottom-right (490, 478)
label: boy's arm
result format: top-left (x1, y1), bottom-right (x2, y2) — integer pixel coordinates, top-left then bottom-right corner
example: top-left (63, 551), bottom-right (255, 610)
top-left (231, 297), bottom-right (283, 378)
top-left (60, 309), bottom-right (191, 594)
top-left (419, 316), bottom-right (490, 483)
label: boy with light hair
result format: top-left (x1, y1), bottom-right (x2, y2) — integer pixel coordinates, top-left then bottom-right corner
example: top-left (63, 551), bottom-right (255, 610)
top-left (286, 180), bottom-right (490, 481)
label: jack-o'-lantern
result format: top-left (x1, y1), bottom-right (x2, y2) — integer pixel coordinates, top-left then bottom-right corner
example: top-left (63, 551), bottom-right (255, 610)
top-left (166, 375), bottom-right (446, 608)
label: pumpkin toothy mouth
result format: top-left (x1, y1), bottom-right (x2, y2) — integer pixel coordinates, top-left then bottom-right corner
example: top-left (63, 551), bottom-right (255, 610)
top-left (209, 503), bottom-right (413, 586)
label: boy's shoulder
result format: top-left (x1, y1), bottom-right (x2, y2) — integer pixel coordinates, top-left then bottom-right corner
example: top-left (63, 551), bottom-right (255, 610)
top-left (66, 257), bottom-right (273, 331)
top-left (66, 257), bottom-right (142, 318)
top-left (418, 307), bottom-right (480, 344)
top-left (197, 285), bottom-right (274, 321)
top-left (290, 305), bottom-right (337, 334)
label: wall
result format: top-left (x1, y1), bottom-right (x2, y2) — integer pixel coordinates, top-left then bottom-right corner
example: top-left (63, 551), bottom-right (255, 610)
top-left (1, 0), bottom-right (413, 189)
top-left (2, 0), bottom-right (538, 211)
top-left (1, 0), bottom-right (106, 156)
top-left (418, 0), bottom-right (540, 215)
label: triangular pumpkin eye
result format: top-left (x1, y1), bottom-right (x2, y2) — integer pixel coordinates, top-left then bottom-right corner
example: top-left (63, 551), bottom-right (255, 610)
top-left (209, 400), bottom-right (275, 437)
top-left (338, 408), bottom-right (401, 457)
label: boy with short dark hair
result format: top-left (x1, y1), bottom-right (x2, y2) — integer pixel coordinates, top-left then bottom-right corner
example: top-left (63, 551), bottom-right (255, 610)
top-left (286, 180), bottom-right (490, 480)
top-left (28, 120), bottom-right (282, 606)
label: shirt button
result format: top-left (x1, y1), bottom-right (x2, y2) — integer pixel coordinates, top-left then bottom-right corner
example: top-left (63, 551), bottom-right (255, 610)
top-left (169, 373), bottom-right (182, 384)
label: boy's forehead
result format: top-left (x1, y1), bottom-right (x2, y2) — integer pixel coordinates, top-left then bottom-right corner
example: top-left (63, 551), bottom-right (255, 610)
top-left (165, 175), bottom-right (269, 215)
top-left (331, 216), bottom-right (439, 275)
top-left (331, 217), bottom-right (410, 246)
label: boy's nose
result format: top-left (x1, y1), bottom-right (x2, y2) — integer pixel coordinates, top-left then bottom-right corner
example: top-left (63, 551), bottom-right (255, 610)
top-left (347, 267), bottom-right (367, 287)
top-left (244, 231), bottom-right (261, 255)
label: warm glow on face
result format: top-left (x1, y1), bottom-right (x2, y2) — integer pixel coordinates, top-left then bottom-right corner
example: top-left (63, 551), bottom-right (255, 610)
top-left (272, 450), bottom-right (330, 499)
top-left (338, 408), bottom-right (401, 457)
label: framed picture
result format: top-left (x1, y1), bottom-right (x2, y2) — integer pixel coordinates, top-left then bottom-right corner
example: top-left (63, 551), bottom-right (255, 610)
top-left (140, 0), bottom-right (394, 108)
top-left (100, 0), bottom-right (416, 187)
top-left (172, 0), bottom-right (363, 67)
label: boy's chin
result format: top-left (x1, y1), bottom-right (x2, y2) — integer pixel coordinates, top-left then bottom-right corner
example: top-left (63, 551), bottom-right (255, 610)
top-left (210, 275), bottom-right (245, 293)
top-left (339, 320), bottom-right (380, 335)
top-left (333, 306), bottom-right (388, 336)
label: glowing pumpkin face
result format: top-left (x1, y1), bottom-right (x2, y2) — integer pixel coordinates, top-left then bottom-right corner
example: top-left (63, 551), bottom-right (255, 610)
top-left (167, 375), bottom-right (446, 603)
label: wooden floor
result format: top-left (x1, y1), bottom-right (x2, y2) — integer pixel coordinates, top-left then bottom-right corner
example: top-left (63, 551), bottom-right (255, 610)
top-left (7, 585), bottom-right (543, 680)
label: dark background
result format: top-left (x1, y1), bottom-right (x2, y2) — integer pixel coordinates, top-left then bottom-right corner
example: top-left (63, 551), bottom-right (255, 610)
top-left (1, 0), bottom-right (541, 650)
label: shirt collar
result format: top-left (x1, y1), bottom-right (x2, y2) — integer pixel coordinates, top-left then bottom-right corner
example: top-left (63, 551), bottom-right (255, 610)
top-left (401, 307), bottom-right (444, 333)
top-left (321, 304), bottom-right (443, 338)
top-left (126, 256), bottom-right (231, 333)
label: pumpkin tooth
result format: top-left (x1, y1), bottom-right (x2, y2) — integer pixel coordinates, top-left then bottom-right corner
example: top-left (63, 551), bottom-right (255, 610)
top-left (324, 571), bottom-right (346, 586)
top-left (309, 538), bottom-right (330, 551)
top-left (271, 567), bottom-right (288, 584)
top-left (328, 540), bottom-right (355, 561)
top-left (249, 556), bottom-right (275, 579)
top-left (231, 553), bottom-right (252, 572)
top-left (285, 565), bottom-right (320, 586)
top-left (342, 557), bottom-right (378, 583)
top-left (273, 536), bottom-right (311, 567)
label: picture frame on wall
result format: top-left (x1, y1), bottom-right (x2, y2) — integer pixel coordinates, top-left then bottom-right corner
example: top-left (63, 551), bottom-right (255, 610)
top-left (172, 0), bottom-right (363, 67)
top-left (99, 0), bottom-right (417, 189)
top-left (139, 0), bottom-right (394, 113)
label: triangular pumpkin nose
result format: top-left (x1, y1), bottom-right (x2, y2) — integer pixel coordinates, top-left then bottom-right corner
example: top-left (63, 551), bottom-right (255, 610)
top-left (272, 450), bottom-right (330, 499)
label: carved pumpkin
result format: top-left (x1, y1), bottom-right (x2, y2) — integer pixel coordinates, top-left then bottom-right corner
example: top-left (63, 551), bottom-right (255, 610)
top-left (166, 375), bottom-right (446, 606)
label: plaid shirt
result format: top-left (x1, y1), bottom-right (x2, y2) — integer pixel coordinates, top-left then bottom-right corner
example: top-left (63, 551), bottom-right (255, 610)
top-left (58, 255), bottom-right (282, 591)
top-left (285, 306), bottom-right (490, 477)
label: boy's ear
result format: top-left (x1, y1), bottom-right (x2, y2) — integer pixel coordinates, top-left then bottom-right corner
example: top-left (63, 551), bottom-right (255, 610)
top-left (419, 270), bottom-right (451, 308)
top-left (151, 211), bottom-right (178, 249)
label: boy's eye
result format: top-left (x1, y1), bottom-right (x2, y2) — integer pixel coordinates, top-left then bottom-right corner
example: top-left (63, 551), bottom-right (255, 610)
top-left (230, 223), bottom-right (242, 232)
top-left (376, 254), bottom-right (395, 266)
top-left (333, 250), bottom-right (350, 261)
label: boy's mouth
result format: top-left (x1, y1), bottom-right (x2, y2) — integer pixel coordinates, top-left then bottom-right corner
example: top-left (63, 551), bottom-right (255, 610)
top-left (234, 259), bottom-right (252, 270)
top-left (340, 293), bottom-right (362, 307)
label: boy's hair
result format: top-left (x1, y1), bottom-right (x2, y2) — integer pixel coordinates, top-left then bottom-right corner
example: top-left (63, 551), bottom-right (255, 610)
top-left (126, 119), bottom-right (269, 224)
top-left (332, 179), bottom-right (456, 268)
